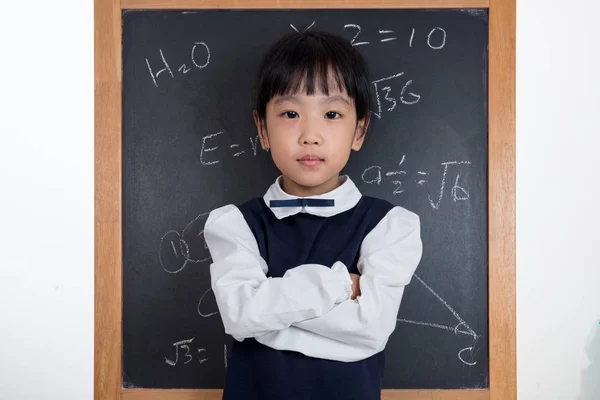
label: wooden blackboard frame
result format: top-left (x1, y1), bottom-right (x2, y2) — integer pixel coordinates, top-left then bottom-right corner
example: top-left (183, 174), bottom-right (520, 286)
top-left (94, 0), bottom-right (515, 399)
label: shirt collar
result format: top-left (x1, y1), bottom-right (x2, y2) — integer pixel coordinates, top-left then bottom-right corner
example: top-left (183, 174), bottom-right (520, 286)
top-left (263, 175), bottom-right (362, 220)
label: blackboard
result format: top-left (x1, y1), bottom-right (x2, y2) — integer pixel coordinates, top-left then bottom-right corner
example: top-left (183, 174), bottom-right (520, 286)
top-left (122, 8), bottom-right (489, 390)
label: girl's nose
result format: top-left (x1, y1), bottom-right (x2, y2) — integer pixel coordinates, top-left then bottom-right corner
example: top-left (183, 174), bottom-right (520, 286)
top-left (303, 137), bottom-right (321, 145)
top-left (299, 120), bottom-right (323, 145)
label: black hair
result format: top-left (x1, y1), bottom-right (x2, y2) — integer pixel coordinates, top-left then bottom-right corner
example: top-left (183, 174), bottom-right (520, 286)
top-left (253, 30), bottom-right (373, 131)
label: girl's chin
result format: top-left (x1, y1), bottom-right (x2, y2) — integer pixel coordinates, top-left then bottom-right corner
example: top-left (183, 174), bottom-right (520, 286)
top-left (281, 174), bottom-right (341, 195)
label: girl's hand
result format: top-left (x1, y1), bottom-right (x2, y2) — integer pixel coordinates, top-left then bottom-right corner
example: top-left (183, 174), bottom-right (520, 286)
top-left (349, 273), bottom-right (361, 300)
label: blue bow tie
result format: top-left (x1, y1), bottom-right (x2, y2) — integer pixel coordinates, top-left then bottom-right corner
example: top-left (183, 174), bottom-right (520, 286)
top-left (270, 198), bottom-right (335, 208)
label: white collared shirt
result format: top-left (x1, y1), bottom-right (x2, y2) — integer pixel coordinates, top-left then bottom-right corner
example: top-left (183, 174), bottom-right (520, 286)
top-left (263, 175), bottom-right (362, 219)
top-left (204, 175), bottom-right (423, 362)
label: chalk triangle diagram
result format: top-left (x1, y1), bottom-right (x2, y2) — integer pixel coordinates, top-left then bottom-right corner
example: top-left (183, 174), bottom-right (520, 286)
top-left (396, 273), bottom-right (480, 366)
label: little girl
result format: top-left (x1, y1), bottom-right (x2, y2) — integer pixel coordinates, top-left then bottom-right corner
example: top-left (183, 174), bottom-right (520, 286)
top-left (204, 30), bottom-right (423, 400)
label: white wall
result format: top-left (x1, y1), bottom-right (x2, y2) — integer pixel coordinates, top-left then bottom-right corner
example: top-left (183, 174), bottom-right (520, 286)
top-left (0, 1), bottom-right (93, 399)
top-left (517, 2), bottom-right (600, 399)
top-left (0, 1), bottom-right (598, 399)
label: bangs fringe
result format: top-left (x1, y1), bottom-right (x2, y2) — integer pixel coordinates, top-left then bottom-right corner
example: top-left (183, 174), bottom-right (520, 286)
top-left (273, 57), bottom-right (348, 98)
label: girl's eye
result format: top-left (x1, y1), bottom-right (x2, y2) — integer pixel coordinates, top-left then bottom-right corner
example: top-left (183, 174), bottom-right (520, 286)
top-left (325, 111), bottom-right (341, 119)
top-left (281, 111), bottom-right (298, 118)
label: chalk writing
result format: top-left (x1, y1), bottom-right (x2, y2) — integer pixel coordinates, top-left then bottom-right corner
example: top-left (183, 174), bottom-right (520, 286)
top-left (200, 132), bottom-right (223, 165)
top-left (287, 20), bottom-right (446, 50)
top-left (290, 21), bottom-right (315, 32)
top-left (371, 72), bottom-right (420, 119)
top-left (164, 337), bottom-right (236, 368)
top-left (427, 27), bottom-right (447, 50)
top-left (344, 24), bottom-right (370, 46)
top-left (361, 158), bottom-right (471, 209)
top-left (343, 23), bottom-right (447, 50)
top-left (426, 161), bottom-right (472, 210)
top-left (145, 42), bottom-right (210, 88)
top-left (200, 132), bottom-right (264, 165)
top-left (379, 29), bottom-right (397, 43)
top-left (165, 338), bottom-right (208, 366)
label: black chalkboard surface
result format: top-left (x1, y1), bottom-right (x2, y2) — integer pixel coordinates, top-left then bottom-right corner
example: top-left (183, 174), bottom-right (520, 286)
top-left (122, 8), bottom-right (489, 390)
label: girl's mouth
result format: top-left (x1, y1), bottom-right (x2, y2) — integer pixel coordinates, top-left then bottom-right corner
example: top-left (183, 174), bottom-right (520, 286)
top-left (297, 155), bottom-right (324, 167)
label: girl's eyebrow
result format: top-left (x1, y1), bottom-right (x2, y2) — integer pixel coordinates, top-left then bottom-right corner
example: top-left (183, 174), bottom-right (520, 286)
top-left (273, 95), bottom-right (299, 105)
top-left (322, 95), bottom-right (352, 105)
top-left (273, 94), bottom-right (351, 105)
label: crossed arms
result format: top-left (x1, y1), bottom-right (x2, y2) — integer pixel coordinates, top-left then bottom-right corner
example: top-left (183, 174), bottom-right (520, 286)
top-left (204, 204), bottom-right (422, 362)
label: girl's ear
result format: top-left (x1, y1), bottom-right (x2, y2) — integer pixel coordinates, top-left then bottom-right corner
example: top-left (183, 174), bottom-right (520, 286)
top-left (253, 110), bottom-right (270, 150)
top-left (351, 114), bottom-right (370, 151)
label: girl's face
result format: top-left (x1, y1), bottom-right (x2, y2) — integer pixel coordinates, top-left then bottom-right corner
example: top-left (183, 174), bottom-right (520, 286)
top-left (254, 87), bottom-right (368, 197)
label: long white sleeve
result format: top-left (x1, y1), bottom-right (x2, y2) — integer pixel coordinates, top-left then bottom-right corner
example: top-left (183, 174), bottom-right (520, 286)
top-left (204, 204), bottom-right (353, 342)
top-left (255, 206), bottom-right (422, 362)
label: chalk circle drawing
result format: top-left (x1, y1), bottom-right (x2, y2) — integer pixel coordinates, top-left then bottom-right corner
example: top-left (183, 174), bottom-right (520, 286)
top-left (198, 287), bottom-right (219, 318)
top-left (159, 212), bottom-right (211, 274)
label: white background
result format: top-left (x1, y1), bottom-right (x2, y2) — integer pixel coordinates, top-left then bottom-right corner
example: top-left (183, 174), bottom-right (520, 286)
top-left (0, 1), bottom-right (599, 399)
